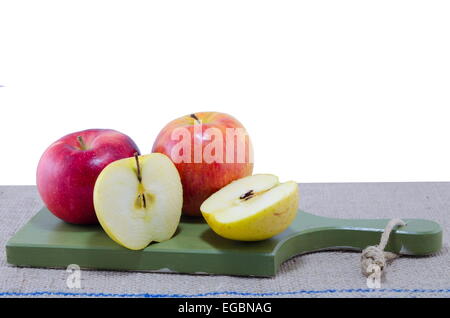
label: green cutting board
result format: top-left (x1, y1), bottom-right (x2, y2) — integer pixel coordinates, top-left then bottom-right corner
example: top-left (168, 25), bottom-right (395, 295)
top-left (6, 207), bottom-right (442, 277)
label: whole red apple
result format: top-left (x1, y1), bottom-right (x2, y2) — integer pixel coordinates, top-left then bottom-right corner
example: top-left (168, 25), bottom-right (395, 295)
top-left (152, 112), bottom-right (253, 216)
top-left (37, 129), bottom-right (140, 224)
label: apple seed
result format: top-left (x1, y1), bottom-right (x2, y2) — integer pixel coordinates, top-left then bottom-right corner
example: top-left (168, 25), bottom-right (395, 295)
top-left (240, 190), bottom-right (254, 201)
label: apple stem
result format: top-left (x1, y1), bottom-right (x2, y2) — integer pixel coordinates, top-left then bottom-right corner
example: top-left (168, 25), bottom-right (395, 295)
top-left (134, 152), bottom-right (142, 183)
top-left (134, 152), bottom-right (146, 209)
top-left (77, 136), bottom-right (87, 150)
top-left (190, 113), bottom-right (201, 124)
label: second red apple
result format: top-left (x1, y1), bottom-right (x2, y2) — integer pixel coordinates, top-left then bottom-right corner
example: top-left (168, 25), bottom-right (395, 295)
top-left (152, 112), bottom-right (254, 216)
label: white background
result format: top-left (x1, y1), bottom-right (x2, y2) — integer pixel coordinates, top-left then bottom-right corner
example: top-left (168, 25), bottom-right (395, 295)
top-left (1, 1), bottom-right (449, 185)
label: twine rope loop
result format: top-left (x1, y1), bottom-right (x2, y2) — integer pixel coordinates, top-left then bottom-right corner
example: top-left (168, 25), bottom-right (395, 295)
top-left (361, 218), bottom-right (406, 279)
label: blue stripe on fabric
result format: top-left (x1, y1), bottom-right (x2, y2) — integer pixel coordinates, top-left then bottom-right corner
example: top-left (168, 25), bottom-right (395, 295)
top-left (0, 288), bottom-right (449, 297)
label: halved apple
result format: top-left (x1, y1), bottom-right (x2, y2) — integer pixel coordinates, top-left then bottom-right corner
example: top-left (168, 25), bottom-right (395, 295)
top-left (200, 174), bottom-right (299, 241)
top-left (93, 153), bottom-right (183, 250)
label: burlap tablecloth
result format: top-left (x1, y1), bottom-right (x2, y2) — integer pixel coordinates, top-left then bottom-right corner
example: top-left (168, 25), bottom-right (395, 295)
top-left (0, 183), bottom-right (448, 298)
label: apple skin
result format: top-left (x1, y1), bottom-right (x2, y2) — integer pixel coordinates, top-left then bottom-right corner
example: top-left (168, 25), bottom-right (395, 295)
top-left (152, 112), bottom-right (253, 216)
top-left (37, 129), bottom-right (140, 224)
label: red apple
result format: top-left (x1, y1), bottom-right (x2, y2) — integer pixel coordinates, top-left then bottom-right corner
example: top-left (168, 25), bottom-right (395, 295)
top-left (152, 112), bottom-right (253, 216)
top-left (37, 129), bottom-right (140, 224)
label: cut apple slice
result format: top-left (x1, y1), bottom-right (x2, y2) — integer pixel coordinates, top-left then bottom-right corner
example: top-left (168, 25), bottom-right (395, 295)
top-left (200, 174), bottom-right (299, 241)
top-left (93, 153), bottom-right (183, 250)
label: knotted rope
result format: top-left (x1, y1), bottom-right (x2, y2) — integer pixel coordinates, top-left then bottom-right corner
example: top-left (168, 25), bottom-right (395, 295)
top-left (361, 218), bottom-right (406, 281)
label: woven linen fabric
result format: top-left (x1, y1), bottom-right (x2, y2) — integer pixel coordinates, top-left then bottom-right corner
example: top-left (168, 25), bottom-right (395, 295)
top-left (0, 183), bottom-right (449, 298)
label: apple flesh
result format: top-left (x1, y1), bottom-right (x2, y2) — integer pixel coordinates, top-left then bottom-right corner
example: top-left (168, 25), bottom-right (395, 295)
top-left (200, 174), bottom-right (299, 241)
top-left (93, 153), bottom-right (183, 250)
top-left (152, 112), bottom-right (253, 217)
top-left (36, 129), bottom-right (140, 224)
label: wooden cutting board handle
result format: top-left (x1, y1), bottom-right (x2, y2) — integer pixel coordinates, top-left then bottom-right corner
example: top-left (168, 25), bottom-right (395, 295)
top-left (279, 211), bottom-right (443, 257)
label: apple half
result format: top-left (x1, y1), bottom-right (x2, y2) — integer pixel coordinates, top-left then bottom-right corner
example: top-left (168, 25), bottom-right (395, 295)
top-left (200, 174), bottom-right (299, 241)
top-left (93, 153), bottom-right (183, 250)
